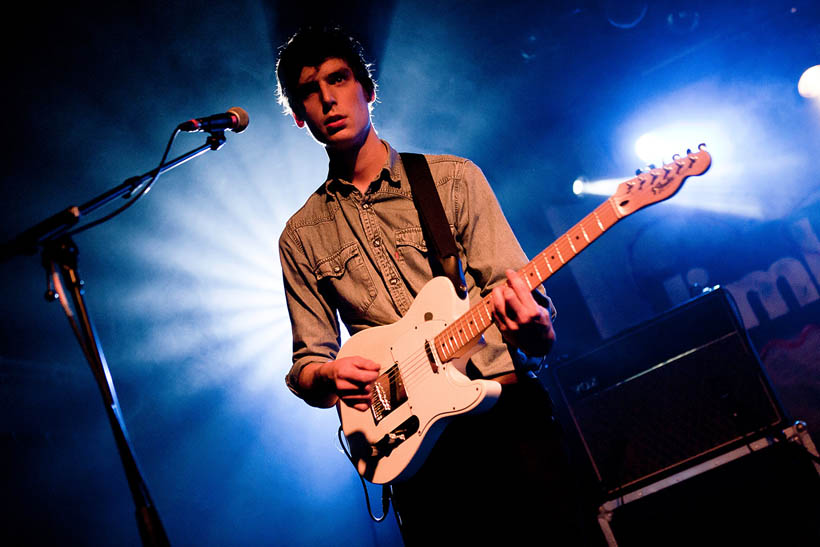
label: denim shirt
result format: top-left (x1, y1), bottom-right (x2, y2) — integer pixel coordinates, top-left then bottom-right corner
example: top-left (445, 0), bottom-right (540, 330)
top-left (280, 141), bottom-right (554, 398)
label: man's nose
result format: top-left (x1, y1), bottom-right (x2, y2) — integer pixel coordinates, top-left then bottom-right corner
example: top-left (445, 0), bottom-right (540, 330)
top-left (319, 83), bottom-right (336, 110)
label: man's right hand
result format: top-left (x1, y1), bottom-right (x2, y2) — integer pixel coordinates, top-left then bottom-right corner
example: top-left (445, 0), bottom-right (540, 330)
top-left (300, 357), bottom-right (382, 410)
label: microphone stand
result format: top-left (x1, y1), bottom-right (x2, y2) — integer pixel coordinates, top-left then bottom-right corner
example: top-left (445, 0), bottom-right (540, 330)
top-left (4, 130), bottom-right (229, 546)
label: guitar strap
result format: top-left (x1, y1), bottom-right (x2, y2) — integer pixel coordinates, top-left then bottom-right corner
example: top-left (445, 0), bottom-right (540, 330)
top-left (400, 152), bottom-right (468, 299)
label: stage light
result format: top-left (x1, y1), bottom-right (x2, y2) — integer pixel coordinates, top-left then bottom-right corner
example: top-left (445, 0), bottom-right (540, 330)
top-left (634, 132), bottom-right (663, 164)
top-left (620, 83), bottom-right (813, 221)
top-left (572, 177), bottom-right (585, 196)
top-left (798, 65), bottom-right (820, 99)
top-left (572, 177), bottom-right (624, 198)
top-left (633, 124), bottom-right (717, 166)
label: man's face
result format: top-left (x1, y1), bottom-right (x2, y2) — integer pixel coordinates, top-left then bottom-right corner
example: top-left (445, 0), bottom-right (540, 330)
top-left (293, 57), bottom-right (373, 150)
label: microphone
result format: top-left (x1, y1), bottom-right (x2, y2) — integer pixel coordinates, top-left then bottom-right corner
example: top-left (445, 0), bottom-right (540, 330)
top-left (178, 107), bottom-right (249, 133)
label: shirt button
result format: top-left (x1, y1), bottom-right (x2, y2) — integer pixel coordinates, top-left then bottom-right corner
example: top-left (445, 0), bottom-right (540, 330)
top-left (389, 277), bottom-right (398, 285)
top-left (362, 203), bottom-right (370, 209)
top-left (373, 237), bottom-right (381, 247)
top-left (333, 266), bottom-right (341, 273)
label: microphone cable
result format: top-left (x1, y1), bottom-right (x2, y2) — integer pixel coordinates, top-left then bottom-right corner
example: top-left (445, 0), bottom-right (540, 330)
top-left (65, 127), bottom-right (181, 237)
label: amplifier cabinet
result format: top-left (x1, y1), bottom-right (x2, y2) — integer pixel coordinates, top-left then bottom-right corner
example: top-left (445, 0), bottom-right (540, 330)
top-left (546, 287), bottom-right (787, 496)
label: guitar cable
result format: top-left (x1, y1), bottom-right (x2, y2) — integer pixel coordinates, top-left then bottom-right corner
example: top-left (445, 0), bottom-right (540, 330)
top-left (338, 426), bottom-right (392, 523)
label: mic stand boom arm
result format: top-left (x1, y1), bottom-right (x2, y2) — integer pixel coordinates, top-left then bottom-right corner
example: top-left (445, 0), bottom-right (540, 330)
top-left (1, 132), bottom-right (226, 262)
top-left (6, 130), bottom-right (229, 546)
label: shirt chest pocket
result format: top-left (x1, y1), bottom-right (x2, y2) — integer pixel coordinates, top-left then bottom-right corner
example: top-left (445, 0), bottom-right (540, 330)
top-left (395, 226), bottom-right (432, 275)
top-left (314, 242), bottom-right (377, 319)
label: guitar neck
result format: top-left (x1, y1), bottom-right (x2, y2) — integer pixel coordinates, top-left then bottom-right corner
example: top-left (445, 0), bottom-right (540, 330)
top-left (432, 145), bottom-right (712, 362)
top-left (434, 197), bottom-right (623, 362)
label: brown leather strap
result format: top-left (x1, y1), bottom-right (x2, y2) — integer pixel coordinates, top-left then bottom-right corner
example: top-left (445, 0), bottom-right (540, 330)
top-left (401, 152), bottom-right (467, 298)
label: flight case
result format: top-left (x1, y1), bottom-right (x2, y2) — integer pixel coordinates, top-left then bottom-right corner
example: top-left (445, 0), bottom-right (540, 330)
top-left (596, 421), bottom-right (820, 546)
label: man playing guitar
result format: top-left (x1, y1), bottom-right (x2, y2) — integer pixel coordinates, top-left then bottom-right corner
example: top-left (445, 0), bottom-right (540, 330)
top-left (277, 25), bottom-right (584, 545)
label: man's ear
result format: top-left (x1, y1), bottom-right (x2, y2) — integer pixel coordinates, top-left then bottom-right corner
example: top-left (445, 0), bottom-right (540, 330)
top-left (292, 112), bottom-right (305, 128)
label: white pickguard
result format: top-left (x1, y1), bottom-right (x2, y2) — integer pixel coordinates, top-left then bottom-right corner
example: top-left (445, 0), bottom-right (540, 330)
top-left (337, 276), bottom-right (502, 484)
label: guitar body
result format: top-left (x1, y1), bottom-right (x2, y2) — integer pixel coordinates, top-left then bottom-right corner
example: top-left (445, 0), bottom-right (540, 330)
top-left (337, 276), bottom-right (502, 484)
top-left (334, 147), bottom-right (711, 484)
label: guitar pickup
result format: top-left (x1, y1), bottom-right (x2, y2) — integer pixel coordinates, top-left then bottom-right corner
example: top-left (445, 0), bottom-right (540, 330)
top-left (370, 364), bottom-right (408, 424)
top-left (424, 340), bottom-right (438, 373)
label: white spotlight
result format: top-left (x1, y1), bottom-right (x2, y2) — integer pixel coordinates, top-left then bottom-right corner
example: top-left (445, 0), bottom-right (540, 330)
top-left (798, 65), bottom-right (820, 99)
top-left (572, 177), bottom-right (585, 196)
top-left (574, 177), bottom-right (624, 198)
top-left (634, 132), bottom-right (665, 164)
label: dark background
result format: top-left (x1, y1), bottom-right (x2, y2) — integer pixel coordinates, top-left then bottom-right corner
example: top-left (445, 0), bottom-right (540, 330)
top-left (2, 1), bottom-right (818, 545)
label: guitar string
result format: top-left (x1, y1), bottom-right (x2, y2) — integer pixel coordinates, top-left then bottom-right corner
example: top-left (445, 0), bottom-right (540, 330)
top-left (386, 158), bottom-right (701, 389)
top-left (375, 234), bottom-right (572, 393)
top-left (375, 321), bottom-right (482, 395)
top-left (383, 302), bottom-right (492, 389)
top-left (370, 168), bottom-right (684, 405)
top-left (371, 351), bottom-right (430, 409)
top-left (375, 345), bottom-right (429, 388)
top-left (374, 295), bottom-right (496, 390)
top-left (375, 300), bottom-right (499, 401)
top-left (381, 210), bottom-right (616, 386)
top-left (373, 198), bottom-right (621, 382)
top-left (371, 158), bottom-right (702, 407)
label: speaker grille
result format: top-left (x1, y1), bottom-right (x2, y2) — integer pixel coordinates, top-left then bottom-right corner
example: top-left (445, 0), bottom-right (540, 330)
top-left (550, 289), bottom-right (786, 494)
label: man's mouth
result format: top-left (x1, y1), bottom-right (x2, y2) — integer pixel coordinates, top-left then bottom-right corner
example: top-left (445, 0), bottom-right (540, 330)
top-left (325, 115), bottom-right (346, 128)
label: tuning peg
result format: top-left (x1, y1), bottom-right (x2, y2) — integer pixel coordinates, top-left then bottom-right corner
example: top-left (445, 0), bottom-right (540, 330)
top-left (686, 148), bottom-right (692, 154)
top-left (698, 143), bottom-right (706, 150)
top-left (649, 164), bottom-right (656, 169)
top-left (635, 168), bottom-right (643, 175)
top-left (672, 153), bottom-right (681, 160)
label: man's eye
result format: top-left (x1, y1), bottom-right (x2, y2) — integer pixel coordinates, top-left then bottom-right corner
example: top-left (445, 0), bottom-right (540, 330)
top-left (298, 83), bottom-right (319, 98)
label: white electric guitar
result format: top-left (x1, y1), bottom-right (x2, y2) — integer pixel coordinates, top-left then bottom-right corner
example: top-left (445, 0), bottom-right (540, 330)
top-left (338, 146), bottom-right (712, 484)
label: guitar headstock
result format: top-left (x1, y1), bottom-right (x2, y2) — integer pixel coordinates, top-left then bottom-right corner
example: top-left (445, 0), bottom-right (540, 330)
top-left (612, 144), bottom-right (711, 216)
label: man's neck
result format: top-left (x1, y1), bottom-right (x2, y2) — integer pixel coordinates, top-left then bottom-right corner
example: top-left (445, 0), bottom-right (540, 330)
top-left (326, 127), bottom-right (386, 194)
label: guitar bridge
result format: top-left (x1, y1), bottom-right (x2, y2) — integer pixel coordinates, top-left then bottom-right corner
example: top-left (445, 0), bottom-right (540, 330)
top-left (371, 415), bottom-right (419, 457)
top-left (370, 364), bottom-right (407, 424)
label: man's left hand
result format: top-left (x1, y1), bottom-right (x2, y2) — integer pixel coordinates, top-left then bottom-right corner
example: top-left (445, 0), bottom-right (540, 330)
top-left (491, 269), bottom-right (555, 356)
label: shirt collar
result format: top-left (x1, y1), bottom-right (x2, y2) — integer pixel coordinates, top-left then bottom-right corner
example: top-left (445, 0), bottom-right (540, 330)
top-left (323, 140), bottom-right (403, 195)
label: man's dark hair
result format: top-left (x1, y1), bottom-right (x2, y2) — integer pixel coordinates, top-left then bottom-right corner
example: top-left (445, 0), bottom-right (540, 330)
top-left (276, 25), bottom-right (377, 118)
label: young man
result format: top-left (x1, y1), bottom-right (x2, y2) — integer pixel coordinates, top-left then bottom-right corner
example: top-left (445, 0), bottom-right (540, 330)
top-left (277, 26), bottom-right (584, 545)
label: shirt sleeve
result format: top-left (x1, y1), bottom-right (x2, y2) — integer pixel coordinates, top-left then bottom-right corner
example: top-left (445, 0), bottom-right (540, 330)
top-left (454, 160), bottom-right (555, 365)
top-left (279, 225), bottom-right (341, 398)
